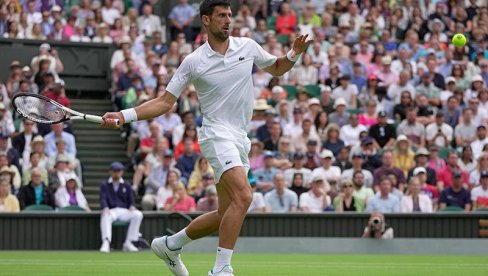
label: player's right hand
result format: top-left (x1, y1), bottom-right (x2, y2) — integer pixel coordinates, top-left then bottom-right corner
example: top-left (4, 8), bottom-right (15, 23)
top-left (101, 112), bottom-right (124, 128)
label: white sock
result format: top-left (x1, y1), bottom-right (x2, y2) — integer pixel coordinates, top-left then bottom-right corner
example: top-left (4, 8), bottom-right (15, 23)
top-left (166, 228), bottom-right (193, 250)
top-left (212, 247), bottom-right (233, 273)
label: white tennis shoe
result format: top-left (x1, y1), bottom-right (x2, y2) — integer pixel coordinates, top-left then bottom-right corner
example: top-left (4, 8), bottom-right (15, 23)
top-left (151, 236), bottom-right (189, 276)
top-left (208, 265), bottom-right (234, 276)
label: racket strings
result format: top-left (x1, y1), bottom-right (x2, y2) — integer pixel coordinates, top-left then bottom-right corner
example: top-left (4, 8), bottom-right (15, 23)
top-left (13, 96), bottom-right (66, 124)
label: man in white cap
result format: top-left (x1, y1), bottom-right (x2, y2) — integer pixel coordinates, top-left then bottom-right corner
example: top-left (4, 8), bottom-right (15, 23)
top-left (299, 175), bottom-right (331, 213)
top-left (312, 149), bottom-right (340, 191)
top-left (329, 98), bottom-right (350, 128)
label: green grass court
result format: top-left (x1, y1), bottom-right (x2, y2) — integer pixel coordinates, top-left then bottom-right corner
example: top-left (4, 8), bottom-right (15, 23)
top-left (1, 251), bottom-right (488, 275)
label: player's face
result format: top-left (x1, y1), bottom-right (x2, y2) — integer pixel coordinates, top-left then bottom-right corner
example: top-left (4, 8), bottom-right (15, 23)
top-left (205, 6), bottom-right (232, 41)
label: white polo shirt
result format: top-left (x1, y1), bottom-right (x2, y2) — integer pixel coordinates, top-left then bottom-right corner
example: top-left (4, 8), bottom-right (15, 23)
top-left (167, 37), bottom-right (277, 141)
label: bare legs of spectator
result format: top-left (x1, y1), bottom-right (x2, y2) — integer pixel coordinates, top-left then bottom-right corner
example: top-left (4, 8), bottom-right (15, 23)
top-left (126, 132), bottom-right (139, 159)
top-left (132, 163), bottom-right (145, 193)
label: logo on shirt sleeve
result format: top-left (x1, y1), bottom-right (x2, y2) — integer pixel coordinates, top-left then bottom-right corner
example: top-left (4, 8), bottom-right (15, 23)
top-left (239, 56), bottom-right (245, 61)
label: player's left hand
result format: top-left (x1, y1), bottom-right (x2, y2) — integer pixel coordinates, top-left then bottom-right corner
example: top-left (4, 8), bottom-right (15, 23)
top-left (292, 34), bottom-right (313, 55)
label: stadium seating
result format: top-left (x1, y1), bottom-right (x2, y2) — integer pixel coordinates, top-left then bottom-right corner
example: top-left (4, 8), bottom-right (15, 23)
top-left (24, 204), bottom-right (54, 212)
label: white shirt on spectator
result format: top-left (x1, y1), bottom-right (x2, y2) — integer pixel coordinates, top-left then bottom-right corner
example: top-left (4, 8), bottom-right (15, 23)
top-left (471, 186), bottom-right (488, 204)
top-left (55, 187), bottom-right (88, 209)
top-left (401, 194), bottom-right (433, 213)
top-left (471, 138), bottom-right (488, 160)
top-left (284, 167), bottom-right (312, 188)
top-left (156, 114), bottom-right (182, 135)
top-left (27, 12), bottom-right (42, 25)
top-left (425, 123), bottom-right (453, 147)
top-left (332, 84), bottom-right (358, 107)
top-left (92, 36), bottom-right (113, 44)
top-left (155, 186), bottom-right (173, 210)
top-left (387, 83), bottom-right (416, 104)
top-left (312, 167), bottom-right (340, 192)
top-left (248, 192), bottom-right (265, 212)
top-left (101, 6), bottom-right (121, 25)
top-left (299, 191), bottom-right (330, 213)
top-left (340, 124), bottom-right (367, 147)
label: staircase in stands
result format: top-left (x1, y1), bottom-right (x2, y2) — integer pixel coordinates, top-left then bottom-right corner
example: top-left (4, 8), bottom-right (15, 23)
top-left (70, 99), bottom-right (131, 210)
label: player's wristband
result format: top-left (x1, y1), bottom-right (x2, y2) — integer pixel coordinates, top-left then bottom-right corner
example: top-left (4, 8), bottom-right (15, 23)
top-left (121, 108), bottom-right (138, 123)
top-left (286, 50), bottom-right (301, 62)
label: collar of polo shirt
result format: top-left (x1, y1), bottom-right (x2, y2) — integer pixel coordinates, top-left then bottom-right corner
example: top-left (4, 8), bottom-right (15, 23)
top-left (205, 37), bottom-right (238, 57)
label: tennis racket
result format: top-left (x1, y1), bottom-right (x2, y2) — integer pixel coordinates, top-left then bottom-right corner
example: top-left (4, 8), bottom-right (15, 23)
top-left (12, 93), bottom-right (118, 125)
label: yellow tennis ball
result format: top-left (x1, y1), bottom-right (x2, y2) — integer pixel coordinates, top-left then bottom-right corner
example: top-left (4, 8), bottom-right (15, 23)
top-left (452, 33), bottom-right (467, 47)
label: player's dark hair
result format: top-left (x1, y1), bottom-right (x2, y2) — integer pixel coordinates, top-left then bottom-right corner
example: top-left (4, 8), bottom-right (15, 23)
top-left (200, 0), bottom-right (231, 18)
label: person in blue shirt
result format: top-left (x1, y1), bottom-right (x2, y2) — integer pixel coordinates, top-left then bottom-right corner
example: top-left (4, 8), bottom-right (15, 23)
top-left (175, 137), bottom-right (200, 185)
top-left (264, 173), bottom-right (298, 213)
top-left (99, 162), bottom-right (143, 253)
top-left (253, 151), bottom-right (280, 194)
top-left (366, 177), bottom-right (401, 213)
top-left (438, 170), bottom-right (472, 211)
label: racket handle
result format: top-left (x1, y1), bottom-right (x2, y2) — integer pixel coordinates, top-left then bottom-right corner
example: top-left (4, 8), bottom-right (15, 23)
top-left (84, 115), bottom-right (120, 126)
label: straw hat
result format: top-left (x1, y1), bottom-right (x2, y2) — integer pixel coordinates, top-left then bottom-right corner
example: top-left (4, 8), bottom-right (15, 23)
top-left (254, 99), bottom-right (271, 111)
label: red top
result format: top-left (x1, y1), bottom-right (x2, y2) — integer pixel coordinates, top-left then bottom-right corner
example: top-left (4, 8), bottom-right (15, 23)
top-left (436, 166), bottom-right (468, 188)
top-left (276, 14), bottom-right (297, 35)
top-left (174, 140), bottom-right (201, 160)
top-left (42, 92), bottom-right (71, 108)
top-left (165, 196), bottom-right (196, 212)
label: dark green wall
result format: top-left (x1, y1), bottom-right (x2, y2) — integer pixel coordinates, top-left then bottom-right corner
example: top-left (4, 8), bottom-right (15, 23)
top-left (1, 212), bottom-right (487, 250)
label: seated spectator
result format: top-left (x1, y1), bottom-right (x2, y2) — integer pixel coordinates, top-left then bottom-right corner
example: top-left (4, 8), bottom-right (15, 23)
top-left (361, 212), bottom-right (394, 239)
top-left (0, 179), bottom-right (20, 212)
top-left (397, 107), bottom-right (426, 149)
top-left (196, 185), bottom-right (219, 212)
top-left (0, 104), bottom-right (15, 136)
top-left (351, 170), bottom-right (375, 203)
top-left (273, 136), bottom-right (293, 170)
top-left (132, 138), bottom-right (170, 192)
top-left (299, 176), bottom-right (331, 213)
top-left (458, 145), bottom-right (476, 176)
top-left (340, 113), bottom-right (367, 147)
top-left (303, 139), bottom-right (321, 170)
top-left (48, 154), bottom-right (79, 191)
top-left (332, 75), bottom-right (358, 109)
top-left (174, 125), bottom-right (201, 160)
top-left (156, 169), bottom-right (181, 211)
top-left (393, 91), bottom-right (415, 123)
top-left (263, 121), bottom-right (281, 151)
top-left (358, 100), bottom-right (379, 128)
top-left (334, 146), bottom-right (352, 172)
top-left (187, 157), bottom-right (214, 192)
top-left (190, 173), bottom-right (216, 204)
top-left (455, 108), bottom-right (477, 148)
top-left (416, 72), bottom-right (441, 107)
top-left (334, 179), bottom-right (365, 212)
top-left (0, 157), bottom-right (21, 192)
top-left (291, 118), bottom-right (319, 154)
top-left (436, 151), bottom-right (468, 191)
top-left (401, 177), bottom-right (433, 213)
top-left (438, 170), bottom-right (472, 211)
top-left (284, 152), bottom-right (312, 188)
top-left (359, 137), bottom-right (383, 173)
top-left (141, 150), bottom-right (177, 211)
top-left (312, 150), bottom-right (340, 192)
top-left (41, 81), bottom-right (70, 108)
top-left (369, 111), bottom-right (396, 149)
top-left (407, 148), bottom-right (437, 186)
top-left (168, 0), bottom-right (196, 41)
top-left (365, 178), bottom-right (401, 213)
top-left (46, 138), bottom-right (80, 175)
top-left (29, 135), bottom-right (49, 171)
top-left (17, 168), bottom-right (54, 210)
top-left (264, 173), bottom-right (298, 213)
top-left (341, 152), bottom-right (374, 188)
top-left (289, 172), bottom-right (309, 198)
top-left (99, 162), bottom-right (142, 253)
top-left (55, 177), bottom-right (90, 211)
top-left (164, 182), bottom-right (196, 212)
top-left (44, 123), bottom-right (76, 158)
top-left (415, 94), bottom-right (435, 126)
top-left (373, 151), bottom-right (406, 190)
top-left (0, 133), bottom-right (21, 172)
top-left (253, 151), bottom-right (279, 193)
top-left (469, 152), bottom-right (488, 188)
top-left (392, 135), bottom-right (415, 177)
top-left (425, 112), bottom-right (453, 148)
top-left (22, 152), bottom-right (48, 186)
top-left (328, 98), bottom-right (350, 128)
top-left (471, 170), bottom-right (488, 210)
top-left (12, 119), bottom-right (38, 169)
top-left (175, 137), bottom-right (200, 185)
top-left (471, 125), bottom-right (488, 160)
top-left (322, 124), bottom-right (345, 158)
top-left (248, 138), bottom-right (264, 171)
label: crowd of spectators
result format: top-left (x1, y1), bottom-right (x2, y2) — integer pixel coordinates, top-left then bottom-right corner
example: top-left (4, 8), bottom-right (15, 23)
top-left (2, 0), bottom-right (488, 217)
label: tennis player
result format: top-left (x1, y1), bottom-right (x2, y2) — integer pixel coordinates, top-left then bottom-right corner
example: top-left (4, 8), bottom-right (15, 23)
top-left (102, 0), bottom-right (312, 275)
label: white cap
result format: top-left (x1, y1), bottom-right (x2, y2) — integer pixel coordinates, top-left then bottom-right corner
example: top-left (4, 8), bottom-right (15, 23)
top-left (52, 5), bottom-right (61, 12)
top-left (413, 167), bottom-right (427, 176)
top-left (333, 98), bottom-right (347, 108)
top-left (39, 43), bottom-right (51, 50)
top-left (320, 84), bottom-right (332, 93)
top-left (308, 98), bottom-right (320, 106)
top-left (320, 149), bottom-right (334, 159)
top-left (272, 86), bottom-right (284, 94)
top-left (445, 76), bottom-right (456, 84)
top-left (397, 134), bottom-right (408, 142)
top-left (381, 56), bottom-right (392, 65)
top-left (120, 36), bottom-right (132, 44)
top-left (472, 75), bottom-right (484, 83)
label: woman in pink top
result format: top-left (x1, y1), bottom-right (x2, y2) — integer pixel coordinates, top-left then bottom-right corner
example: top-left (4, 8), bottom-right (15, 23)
top-left (165, 182), bottom-right (196, 212)
top-left (275, 2), bottom-right (296, 35)
top-left (358, 100), bottom-right (379, 127)
top-left (109, 18), bottom-right (127, 45)
top-left (249, 138), bottom-right (264, 171)
top-left (427, 146), bottom-right (446, 174)
top-left (62, 15), bottom-right (77, 40)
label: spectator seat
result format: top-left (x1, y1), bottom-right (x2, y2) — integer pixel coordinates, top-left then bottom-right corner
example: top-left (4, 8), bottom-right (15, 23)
top-left (438, 206), bottom-right (464, 212)
top-left (267, 16), bottom-right (277, 30)
top-left (304, 84), bottom-right (321, 98)
top-left (24, 204), bottom-right (54, 211)
top-left (59, 205), bottom-right (86, 212)
top-left (283, 85), bottom-right (298, 99)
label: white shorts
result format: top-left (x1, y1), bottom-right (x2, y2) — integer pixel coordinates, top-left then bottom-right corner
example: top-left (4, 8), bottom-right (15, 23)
top-left (199, 137), bottom-right (251, 183)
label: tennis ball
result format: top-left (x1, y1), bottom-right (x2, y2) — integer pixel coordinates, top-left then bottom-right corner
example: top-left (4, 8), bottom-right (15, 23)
top-left (452, 33), bottom-right (467, 47)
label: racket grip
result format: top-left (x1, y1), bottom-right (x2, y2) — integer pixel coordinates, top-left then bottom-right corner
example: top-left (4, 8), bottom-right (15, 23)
top-left (84, 115), bottom-right (120, 126)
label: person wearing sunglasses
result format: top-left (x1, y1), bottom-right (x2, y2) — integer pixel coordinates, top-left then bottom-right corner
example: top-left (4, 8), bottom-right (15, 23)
top-left (333, 179), bottom-right (364, 212)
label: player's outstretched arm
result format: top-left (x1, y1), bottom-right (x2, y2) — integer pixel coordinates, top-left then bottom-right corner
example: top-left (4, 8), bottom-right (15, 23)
top-left (101, 91), bottom-right (177, 127)
top-left (264, 34), bottom-right (313, 77)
